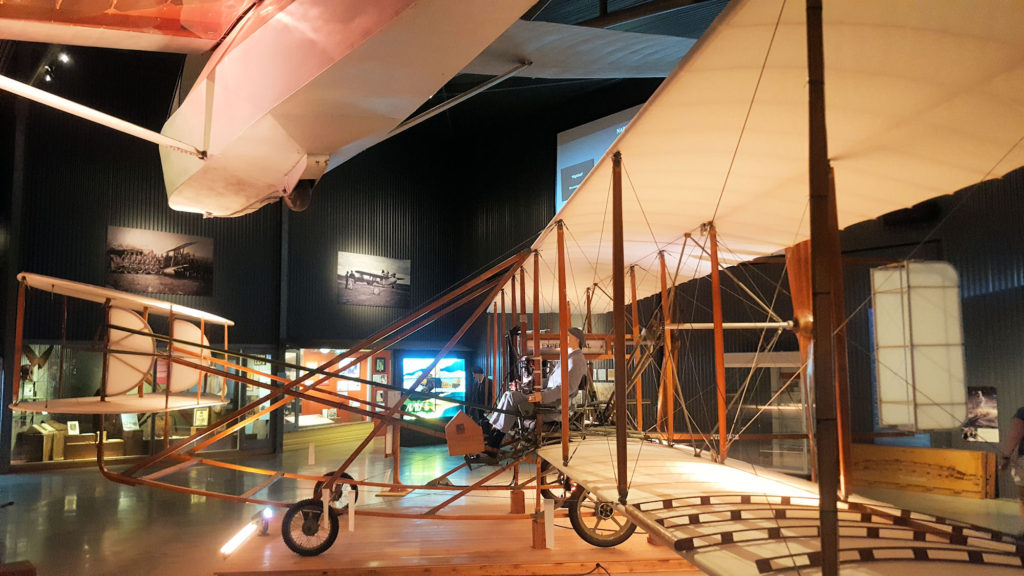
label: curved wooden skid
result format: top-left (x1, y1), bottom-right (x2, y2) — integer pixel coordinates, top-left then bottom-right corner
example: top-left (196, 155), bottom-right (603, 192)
top-left (10, 394), bottom-right (227, 414)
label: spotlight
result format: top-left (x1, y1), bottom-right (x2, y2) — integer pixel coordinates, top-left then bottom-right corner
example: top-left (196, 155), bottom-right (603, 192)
top-left (257, 507), bottom-right (274, 536)
top-left (219, 522), bottom-right (258, 557)
top-left (219, 507), bottom-right (274, 557)
top-left (58, 53), bottom-right (70, 64)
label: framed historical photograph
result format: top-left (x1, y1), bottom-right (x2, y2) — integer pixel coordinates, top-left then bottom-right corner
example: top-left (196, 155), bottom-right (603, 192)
top-left (337, 251), bottom-right (411, 308)
top-left (121, 413), bottom-right (139, 431)
top-left (193, 408), bottom-right (209, 427)
top-left (374, 357), bottom-right (386, 373)
top-left (965, 386), bottom-right (999, 442)
top-left (106, 226), bottom-right (214, 296)
top-left (67, 420), bottom-right (80, 435)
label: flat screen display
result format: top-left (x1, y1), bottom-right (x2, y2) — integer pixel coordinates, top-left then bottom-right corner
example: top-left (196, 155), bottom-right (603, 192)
top-left (401, 356), bottom-right (466, 419)
top-left (555, 104), bottom-right (642, 214)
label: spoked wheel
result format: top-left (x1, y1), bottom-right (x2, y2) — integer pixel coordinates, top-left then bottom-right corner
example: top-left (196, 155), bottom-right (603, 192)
top-left (281, 498), bottom-right (340, 556)
top-left (568, 485), bottom-right (637, 547)
top-left (313, 472), bottom-right (358, 509)
top-left (538, 461), bottom-right (577, 507)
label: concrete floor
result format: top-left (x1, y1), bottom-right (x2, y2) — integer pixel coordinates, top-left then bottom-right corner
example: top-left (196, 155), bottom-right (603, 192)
top-left (1, 434), bottom-right (1021, 576)
top-left (0, 436), bottom-right (692, 576)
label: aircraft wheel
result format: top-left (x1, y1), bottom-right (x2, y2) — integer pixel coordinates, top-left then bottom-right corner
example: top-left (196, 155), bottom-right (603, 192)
top-left (568, 485), bottom-right (636, 547)
top-left (539, 461), bottom-right (576, 507)
top-left (373, 287), bottom-right (381, 295)
top-left (313, 472), bottom-right (358, 509)
top-left (281, 498), bottom-right (339, 556)
top-left (284, 179), bottom-right (313, 212)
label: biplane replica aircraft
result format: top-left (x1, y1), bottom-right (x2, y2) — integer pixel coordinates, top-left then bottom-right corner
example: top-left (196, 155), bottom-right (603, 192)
top-left (7, 0), bottom-right (1024, 575)
top-left (341, 270), bottom-right (405, 293)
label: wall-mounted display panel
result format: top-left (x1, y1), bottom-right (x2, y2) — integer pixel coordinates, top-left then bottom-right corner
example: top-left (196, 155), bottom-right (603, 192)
top-left (336, 251), bottom-right (411, 308)
top-left (106, 226), bottom-right (213, 296)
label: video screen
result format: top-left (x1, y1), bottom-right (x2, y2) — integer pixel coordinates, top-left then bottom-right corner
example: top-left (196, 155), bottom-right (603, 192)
top-left (555, 104), bottom-right (642, 214)
top-left (401, 356), bottom-right (466, 419)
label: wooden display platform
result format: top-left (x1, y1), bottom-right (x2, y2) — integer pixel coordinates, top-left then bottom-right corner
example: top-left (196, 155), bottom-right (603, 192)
top-left (215, 559), bottom-right (697, 576)
top-left (849, 443), bottom-right (996, 499)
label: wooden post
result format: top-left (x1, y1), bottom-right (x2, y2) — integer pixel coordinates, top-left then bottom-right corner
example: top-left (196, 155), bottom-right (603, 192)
top-left (630, 265), bottom-right (641, 430)
top-left (485, 306), bottom-right (492, 401)
top-left (509, 276), bottom-right (518, 390)
top-left (519, 267), bottom-right (527, 336)
top-left (807, 0), bottom-right (839, 573)
top-left (830, 171), bottom-right (853, 498)
top-left (612, 151), bottom-right (628, 504)
top-left (164, 308), bottom-right (174, 443)
top-left (57, 294), bottom-right (67, 398)
top-left (709, 224), bottom-right (728, 462)
top-left (101, 303), bottom-right (112, 402)
top-left (12, 281), bottom-right (25, 401)
top-left (492, 302), bottom-right (500, 399)
top-left (222, 323), bottom-right (229, 401)
top-left (500, 290), bottom-right (507, 393)
top-left (556, 221), bottom-right (571, 464)
top-left (532, 251), bottom-right (542, 383)
top-left (585, 287), bottom-right (593, 333)
top-left (657, 252), bottom-right (674, 440)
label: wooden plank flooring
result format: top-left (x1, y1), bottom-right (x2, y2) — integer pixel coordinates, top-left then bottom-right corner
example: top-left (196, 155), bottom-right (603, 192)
top-left (212, 507), bottom-right (698, 576)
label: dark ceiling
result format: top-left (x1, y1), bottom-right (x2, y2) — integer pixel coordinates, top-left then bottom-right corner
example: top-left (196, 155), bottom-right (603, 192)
top-left (418, 0), bottom-right (729, 132)
top-left (0, 1), bottom-right (730, 143)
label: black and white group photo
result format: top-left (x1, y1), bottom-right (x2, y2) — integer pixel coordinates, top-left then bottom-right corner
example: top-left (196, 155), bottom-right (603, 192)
top-left (106, 226), bottom-right (214, 296)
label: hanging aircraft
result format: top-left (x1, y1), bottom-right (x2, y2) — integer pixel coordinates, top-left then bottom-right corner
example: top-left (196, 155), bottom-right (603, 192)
top-left (0, 0), bottom-right (696, 217)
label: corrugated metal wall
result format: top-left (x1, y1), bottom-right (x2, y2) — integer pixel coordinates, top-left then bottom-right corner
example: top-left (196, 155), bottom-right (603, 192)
top-left (13, 47), bottom-right (280, 345)
top-left (285, 129), bottom-right (470, 348)
top-left (287, 78), bottom-right (661, 355)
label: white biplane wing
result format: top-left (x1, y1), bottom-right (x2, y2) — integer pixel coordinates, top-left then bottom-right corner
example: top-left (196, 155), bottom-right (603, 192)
top-left (540, 440), bottom-right (1023, 575)
top-left (528, 0), bottom-right (1024, 573)
top-left (525, 0), bottom-right (1024, 313)
top-left (10, 272), bottom-right (232, 415)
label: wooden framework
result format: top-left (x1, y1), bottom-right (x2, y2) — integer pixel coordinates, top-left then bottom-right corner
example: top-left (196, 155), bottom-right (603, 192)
top-left (9, 257), bottom-right (585, 523)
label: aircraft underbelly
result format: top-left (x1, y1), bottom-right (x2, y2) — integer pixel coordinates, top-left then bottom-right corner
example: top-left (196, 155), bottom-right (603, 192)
top-left (160, 0), bottom-right (534, 216)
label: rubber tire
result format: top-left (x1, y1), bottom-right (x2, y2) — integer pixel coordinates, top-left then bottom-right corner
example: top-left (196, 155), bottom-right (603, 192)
top-left (568, 485), bottom-right (637, 547)
top-left (281, 498), bottom-right (340, 556)
top-left (313, 472), bottom-right (358, 508)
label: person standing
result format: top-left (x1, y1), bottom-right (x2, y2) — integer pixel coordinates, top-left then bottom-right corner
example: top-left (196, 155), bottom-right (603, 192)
top-left (999, 406), bottom-right (1024, 534)
top-left (467, 366), bottom-right (493, 421)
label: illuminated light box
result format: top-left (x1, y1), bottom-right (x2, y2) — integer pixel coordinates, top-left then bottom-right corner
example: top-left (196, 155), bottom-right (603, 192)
top-left (400, 357), bottom-right (466, 420)
top-left (871, 261), bottom-right (966, 430)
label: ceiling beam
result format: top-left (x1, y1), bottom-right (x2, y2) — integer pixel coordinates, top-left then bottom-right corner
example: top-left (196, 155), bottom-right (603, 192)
top-left (578, 0), bottom-right (708, 29)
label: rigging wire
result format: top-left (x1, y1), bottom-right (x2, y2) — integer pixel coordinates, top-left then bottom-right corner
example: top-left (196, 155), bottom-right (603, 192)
top-left (709, 0), bottom-right (787, 223)
top-left (716, 237), bottom-right (786, 319)
top-left (561, 224), bottom-right (585, 317)
top-left (726, 261), bottom-right (792, 443)
top-left (622, 157), bottom-right (663, 252)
